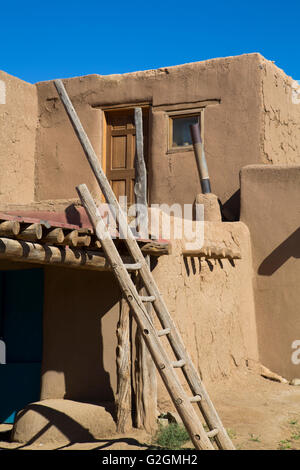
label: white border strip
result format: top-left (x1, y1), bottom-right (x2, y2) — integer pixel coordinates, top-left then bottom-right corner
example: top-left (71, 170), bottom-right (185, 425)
top-left (0, 80), bottom-right (6, 104)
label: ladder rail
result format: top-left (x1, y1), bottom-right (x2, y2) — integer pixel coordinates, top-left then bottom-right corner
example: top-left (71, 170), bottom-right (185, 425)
top-left (77, 183), bottom-right (214, 451)
top-left (54, 79), bottom-right (235, 451)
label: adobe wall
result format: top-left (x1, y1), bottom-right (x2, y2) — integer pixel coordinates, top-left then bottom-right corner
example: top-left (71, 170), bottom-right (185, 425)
top-left (260, 59), bottom-right (300, 165)
top-left (151, 220), bottom-right (258, 410)
top-left (240, 165), bottom-right (300, 380)
top-left (34, 54), bottom-right (264, 210)
top-left (40, 267), bottom-right (122, 404)
top-left (0, 71), bottom-right (38, 205)
top-left (1, 55), bottom-right (300, 215)
top-left (39, 218), bottom-right (257, 412)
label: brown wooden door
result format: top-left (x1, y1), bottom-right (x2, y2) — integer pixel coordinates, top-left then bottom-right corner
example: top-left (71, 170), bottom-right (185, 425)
top-left (106, 108), bottom-right (148, 206)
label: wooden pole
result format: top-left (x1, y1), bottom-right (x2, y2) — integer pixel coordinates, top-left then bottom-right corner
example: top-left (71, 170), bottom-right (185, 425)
top-left (134, 108), bottom-right (148, 239)
top-left (141, 242), bottom-right (170, 257)
top-left (116, 298), bottom-right (132, 433)
top-left (133, 108), bottom-right (157, 432)
top-left (41, 227), bottom-right (64, 245)
top-left (61, 230), bottom-right (79, 247)
top-left (182, 246), bottom-right (241, 260)
top-left (0, 221), bottom-right (20, 237)
top-left (0, 237), bottom-right (131, 271)
top-left (17, 223), bottom-right (43, 241)
top-left (134, 258), bottom-right (158, 433)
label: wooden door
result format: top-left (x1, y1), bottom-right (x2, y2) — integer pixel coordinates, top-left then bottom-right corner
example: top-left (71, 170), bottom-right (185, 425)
top-left (106, 108), bottom-right (148, 206)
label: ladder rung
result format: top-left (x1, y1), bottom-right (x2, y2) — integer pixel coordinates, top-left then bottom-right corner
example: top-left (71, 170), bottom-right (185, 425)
top-left (157, 328), bottom-right (171, 337)
top-left (171, 359), bottom-right (186, 368)
top-left (140, 295), bottom-right (156, 302)
top-left (189, 395), bottom-right (202, 403)
top-left (207, 429), bottom-right (219, 439)
top-left (124, 263), bottom-right (142, 271)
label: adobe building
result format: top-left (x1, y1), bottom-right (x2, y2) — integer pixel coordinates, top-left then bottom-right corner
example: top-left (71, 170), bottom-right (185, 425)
top-left (0, 52), bottom-right (299, 444)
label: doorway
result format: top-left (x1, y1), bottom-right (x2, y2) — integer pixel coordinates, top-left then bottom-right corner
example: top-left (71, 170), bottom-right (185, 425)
top-left (105, 107), bottom-right (149, 206)
top-left (0, 268), bottom-right (44, 423)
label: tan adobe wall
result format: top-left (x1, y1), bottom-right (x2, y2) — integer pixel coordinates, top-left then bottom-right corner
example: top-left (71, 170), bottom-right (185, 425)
top-left (34, 54), bottom-right (263, 209)
top-left (150, 221), bottom-right (258, 410)
top-left (40, 268), bottom-right (121, 403)
top-left (259, 58), bottom-right (300, 165)
top-left (40, 220), bottom-right (257, 411)
top-left (1, 55), bottom-right (300, 212)
top-left (0, 71), bottom-right (38, 205)
top-left (240, 165), bottom-right (300, 380)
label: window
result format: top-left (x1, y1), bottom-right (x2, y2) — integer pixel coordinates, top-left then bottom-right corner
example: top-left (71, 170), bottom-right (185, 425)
top-left (168, 111), bottom-right (203, 152)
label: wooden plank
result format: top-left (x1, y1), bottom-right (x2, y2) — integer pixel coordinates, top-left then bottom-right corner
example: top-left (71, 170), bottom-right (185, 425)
top-left (134, 108), bottom-right (148, 239)
top-left (106, 109), bottom-right (136, 206)
top-left (76, 183), bottom-right (214, 451)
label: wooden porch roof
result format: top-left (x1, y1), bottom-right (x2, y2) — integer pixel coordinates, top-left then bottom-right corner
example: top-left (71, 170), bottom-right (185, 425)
top-left (0, 209), bottom-right (170, 271)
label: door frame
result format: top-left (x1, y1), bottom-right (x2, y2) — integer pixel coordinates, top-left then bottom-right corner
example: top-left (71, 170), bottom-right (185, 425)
top-left (100, 104), bottom-right (151, 204)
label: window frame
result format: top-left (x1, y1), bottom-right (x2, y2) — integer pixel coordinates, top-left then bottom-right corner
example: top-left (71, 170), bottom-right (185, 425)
top-left (167, 109), bottom-right (204, 154)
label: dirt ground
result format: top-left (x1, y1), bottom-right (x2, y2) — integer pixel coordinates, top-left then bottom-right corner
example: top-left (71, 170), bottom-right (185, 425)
top-left (0, 369), bottom-right (300, 451)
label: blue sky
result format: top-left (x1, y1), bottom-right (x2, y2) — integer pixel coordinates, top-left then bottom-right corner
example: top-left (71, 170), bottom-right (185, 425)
top-left (1, 1), bottom-right (300, 83)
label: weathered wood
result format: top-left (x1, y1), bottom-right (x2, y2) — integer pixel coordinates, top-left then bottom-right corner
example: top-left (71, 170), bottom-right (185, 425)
top-left (182, 246), bottom-right (241, 260)
top-left (61, 230), bottom-right (79, 247)
top-left (17, 223), bottom-right (43, 241)
top-left (141, 242), bottom-right (170, 257)
top-left (55, 79), bottom-right (234, 450)
top-left (92, 239), bottom-right (102, 249)
top-left (133, 109), bottom-right (157, 430)
top-left (76, 183), bottom-right (214, 450)
top-left (134, 108), bottom-right (148, 239)
top-left (116, 297), bottom-right (132, 433)
top-left (41, 227), bottom-right (64, 245)
top-left (0, 237), bottom-right (130, 271)
top-left (139, 295), bottom-right (155, 302)
top-left (182, 248), bottom-right (208, 257)
top-left (76, 235), bottom-right (91, 247)
top-left (0, 220), bottom-right (20, 237)
top-left (124, 263), bottom-right (142, 271)
top-left (133, 109), bottom-right (157, 431)
top-left (134, 255), bottom-right (158, 433)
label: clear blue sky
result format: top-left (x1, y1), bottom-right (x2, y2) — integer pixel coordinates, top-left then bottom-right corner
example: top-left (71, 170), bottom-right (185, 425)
top-left (1, 1), bottom-right (299, 83)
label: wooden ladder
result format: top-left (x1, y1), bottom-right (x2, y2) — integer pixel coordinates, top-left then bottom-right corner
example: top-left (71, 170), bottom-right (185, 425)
top-left (54, 79), bottom-right (235, 451)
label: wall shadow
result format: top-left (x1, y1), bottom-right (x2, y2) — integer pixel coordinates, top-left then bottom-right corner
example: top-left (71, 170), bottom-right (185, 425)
top-left (221, 189), bottom-right (240, 221)
top-left (9, 404), bottom-right (150, 449)
top-left (14, 403), bottom-right (94, 444)
top-left (42, 269), bottom-right (122, 409)
top-left (258, 227), bottom-right (300, 276)
top-left (65, 204), bottom-right (82, 227)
